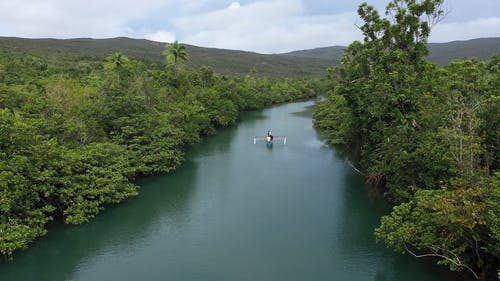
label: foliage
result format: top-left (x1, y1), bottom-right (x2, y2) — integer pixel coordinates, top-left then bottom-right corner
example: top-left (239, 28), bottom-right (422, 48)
top-left (0, 47), bottom-right (318, 258)
top-left (0, 37), bottom-right (332, 78)
top-left (163, 41), bottom-right (189, 78)
top-left (281, 38), bottom-right (500, 66)
top-left (2, 37), bottom-right (498, 78)
top-left (375, 182), bottom-right (490, 280)
top-left (314, 0), bottom-right (499, 279)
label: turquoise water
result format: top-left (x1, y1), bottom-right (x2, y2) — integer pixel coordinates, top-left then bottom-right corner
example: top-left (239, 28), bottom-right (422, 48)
top-left (0, 101), bottom-right (443, 281)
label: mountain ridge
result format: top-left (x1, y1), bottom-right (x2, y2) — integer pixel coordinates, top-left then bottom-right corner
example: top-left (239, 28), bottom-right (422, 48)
top-left (280, 37), bottom-right (500, 66)
top-left (0, 36), bottom-right (331, 78)
top-left (1, 36), bottom-right (499, 77)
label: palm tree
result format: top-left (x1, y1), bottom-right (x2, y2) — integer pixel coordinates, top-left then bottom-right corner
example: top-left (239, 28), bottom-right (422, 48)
top-left (162, 41), bottom-right (189, 77)
top-left (105, 52), bottom-right (129, 82)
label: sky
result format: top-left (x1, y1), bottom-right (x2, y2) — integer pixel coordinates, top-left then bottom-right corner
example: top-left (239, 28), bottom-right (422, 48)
top-left (0, 0), bottom-right (499, 54)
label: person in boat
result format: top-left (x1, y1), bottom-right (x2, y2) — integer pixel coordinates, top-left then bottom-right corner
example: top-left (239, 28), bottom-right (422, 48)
top-left (266, 130), bottom-right (274, 142)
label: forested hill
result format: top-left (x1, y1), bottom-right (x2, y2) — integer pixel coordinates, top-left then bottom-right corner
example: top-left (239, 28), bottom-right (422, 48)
top-left (279, 46), bottom-right (345, 64)
top-left (426, 38), bottom-right (500, 65)
top-left (281, 37), bottom-right (500, 65)
top-left (0, 37), bottom-right (331, 78)
top-left (2, 37), bottom-right (498, 78)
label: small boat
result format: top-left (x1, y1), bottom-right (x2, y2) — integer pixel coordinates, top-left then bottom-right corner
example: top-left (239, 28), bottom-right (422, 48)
top-left (253, 130), bottom-right (286, 146)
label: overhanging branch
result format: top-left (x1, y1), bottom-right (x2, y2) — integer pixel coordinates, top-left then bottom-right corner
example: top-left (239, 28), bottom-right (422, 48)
top-left (403, 243), bottom-right (479, 280)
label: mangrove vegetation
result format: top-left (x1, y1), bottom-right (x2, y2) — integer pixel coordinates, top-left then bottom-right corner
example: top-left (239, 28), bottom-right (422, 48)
top-left (314, 0), bottom-right (499, 280)
top-left (0, 44), bottom-right (318, 257)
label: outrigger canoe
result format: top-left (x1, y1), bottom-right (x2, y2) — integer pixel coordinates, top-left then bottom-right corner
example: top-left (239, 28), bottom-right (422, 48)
top-left (253, 136), bottom-right (287, 145)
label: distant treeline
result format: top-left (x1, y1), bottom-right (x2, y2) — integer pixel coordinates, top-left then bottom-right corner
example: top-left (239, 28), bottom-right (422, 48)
top-left (314, 1), bottom-right (499, 280)
top-left (3, 36), bottom-right (498, 79)
top-left (0, 46), bottom-right (320, 258)
top-left (0, 37), bottom-right (332, 78)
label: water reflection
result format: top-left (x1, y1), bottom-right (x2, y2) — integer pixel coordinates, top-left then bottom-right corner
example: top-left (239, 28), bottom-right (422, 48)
top-left (238, 111), bottom-right (268, 122)
top-left (0, 100), bottom-right (444, 281)
top-left (335, 161), bottom-right (441, 281)
top-left (0, 159), bottom-right (200, 281)
top-left (193, 124), bottom-right (238, 157)
top-left (290, 103), bottom-right (315, 118)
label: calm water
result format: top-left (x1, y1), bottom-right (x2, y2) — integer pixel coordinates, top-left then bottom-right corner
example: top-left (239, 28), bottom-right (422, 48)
top-left (0, 101), bottom-right (443, 281)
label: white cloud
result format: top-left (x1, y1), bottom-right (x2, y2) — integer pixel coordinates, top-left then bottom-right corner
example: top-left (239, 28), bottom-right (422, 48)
top-left (0, 0), bottom-right (166, 38)
top-left (430, 17), bottom-right (500, 42)
top-left (178, 0), bottom-right (208, 14)
top-left (228, 2), bottom-right (241, 9)
top-left (145, 30), bottom-right (176, 43)
top-left (1, 0), bottom-right (498, 53)
top-left (173, 0), bottom-right (361, 53)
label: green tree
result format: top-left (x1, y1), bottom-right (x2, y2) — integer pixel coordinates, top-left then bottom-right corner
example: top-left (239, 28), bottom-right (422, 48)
top-left (323, 0), bottom-right (444, 192)
top-left (0, 63), bottom-right (5, 83)
top-left (375, 184), bottom-right (488, 279)
top-left (200, 65), bottom-right (215, 88)
top-left (314, 0), bottom-right (499, 279)
top-left (104, 52), bottom-right (129, 84)
top-left (162, 41), bottom-right (189, 78)
top-left (0, 44), bottom-right (319, 259)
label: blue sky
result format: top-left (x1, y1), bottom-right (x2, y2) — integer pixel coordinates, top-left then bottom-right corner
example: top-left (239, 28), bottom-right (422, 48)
top-left (1, 0), bottom-right (499, 53)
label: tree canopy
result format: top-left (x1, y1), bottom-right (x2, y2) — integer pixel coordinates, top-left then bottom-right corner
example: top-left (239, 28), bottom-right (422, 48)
top-left (0, 47), bottom-right (319, 258)
top-left (314, 0), bottom-right (499, 279)
top-left (163, 41), bottom-right (189, 78)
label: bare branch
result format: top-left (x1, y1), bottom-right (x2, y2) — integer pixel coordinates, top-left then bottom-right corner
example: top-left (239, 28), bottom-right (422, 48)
top-left (346, 160), bottom-right (365, 175)
top-left (404, 244), bottom-right (479, 279)
top-left (427, 1), bottom-right (449, 28)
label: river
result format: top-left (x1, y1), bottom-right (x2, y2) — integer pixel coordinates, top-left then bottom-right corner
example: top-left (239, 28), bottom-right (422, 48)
top-left (0, 101), bottom-right (443, 281)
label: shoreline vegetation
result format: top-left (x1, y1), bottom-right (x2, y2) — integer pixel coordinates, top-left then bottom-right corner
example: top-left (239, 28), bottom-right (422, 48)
top-left (1, 0), bottom-right (498, 280)
top-left (314, 1), bottom-right (499, 280)
top-left (0, 43), bottom-right (320, 259)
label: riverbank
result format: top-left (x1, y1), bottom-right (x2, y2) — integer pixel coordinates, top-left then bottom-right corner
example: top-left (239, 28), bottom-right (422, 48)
top-left (0, 50), bottom-right (321, 258)
top-left (0, 101), bottom-right (445, 281)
